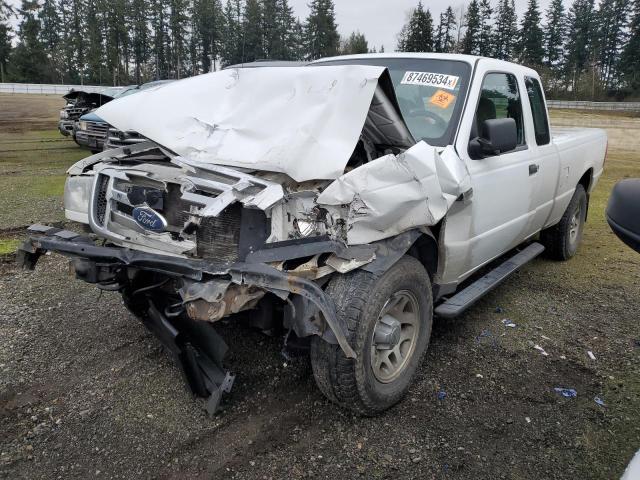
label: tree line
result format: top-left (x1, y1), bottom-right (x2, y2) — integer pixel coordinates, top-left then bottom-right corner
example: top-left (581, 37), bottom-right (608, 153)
top-left (398, 0), bottom-right (640, 99)
top-left (0, 0), bottom-right (360, 85)
top-left (1, 0), bottom-right (639, 100)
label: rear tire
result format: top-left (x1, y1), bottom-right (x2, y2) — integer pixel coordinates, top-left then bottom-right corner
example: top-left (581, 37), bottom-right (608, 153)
top-left (540, 184), bottom-right (587, 260)
top-left (310, 256), bottom-right (433, 415)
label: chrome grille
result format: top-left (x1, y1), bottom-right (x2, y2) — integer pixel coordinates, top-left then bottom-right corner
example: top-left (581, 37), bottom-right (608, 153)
top-left (86, 121), bottom-right (109, 137)
top-left (87, 157), bottom-right (280, 260)
top-left (64, 106), bottom-right (88, 120)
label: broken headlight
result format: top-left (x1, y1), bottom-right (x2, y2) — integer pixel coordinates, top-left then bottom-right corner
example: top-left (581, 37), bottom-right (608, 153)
top-left (64, 175), bottom-right (93, 224)
top-left (78, 120), bottom-right (88, 131)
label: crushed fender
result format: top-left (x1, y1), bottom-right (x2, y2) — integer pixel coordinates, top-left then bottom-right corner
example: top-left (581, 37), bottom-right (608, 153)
top-left (317, 142), bottom-right (471, 244)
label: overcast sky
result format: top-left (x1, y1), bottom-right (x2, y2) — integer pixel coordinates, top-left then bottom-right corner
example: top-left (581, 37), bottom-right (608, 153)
top-left (7, 0), bottom-right (569, 52)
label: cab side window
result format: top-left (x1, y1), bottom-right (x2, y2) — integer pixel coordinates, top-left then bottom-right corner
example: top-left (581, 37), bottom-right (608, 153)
top-left (472, 73), bottom-right (525, 146)
top-left (525, 77), bottom-right (550, 145)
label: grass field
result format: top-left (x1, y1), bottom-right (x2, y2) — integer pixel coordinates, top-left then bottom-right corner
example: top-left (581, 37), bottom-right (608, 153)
top-left (0, 92), bottom-right (638, 479)
top-left (0, 94), bottom-right (86, 237)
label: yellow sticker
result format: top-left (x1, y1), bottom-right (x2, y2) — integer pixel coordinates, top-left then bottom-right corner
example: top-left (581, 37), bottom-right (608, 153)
top-left (429, 90), bottom-right (456, 109)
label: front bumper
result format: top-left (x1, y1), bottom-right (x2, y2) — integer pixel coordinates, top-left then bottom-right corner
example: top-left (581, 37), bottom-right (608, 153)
top-left (58, 120), bottom-right (74, 136)
top-left (18, 224), bottom-right (355, 413)
top-left (17, 224), bottom-right (353, 358)
top-left (75, 130), bottom-right (105, 151)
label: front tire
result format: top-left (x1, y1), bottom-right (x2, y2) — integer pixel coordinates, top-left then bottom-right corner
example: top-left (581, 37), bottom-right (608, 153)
top-left (541, 184), bottom-right (587, 260)
top-left (310, 256), bottom-right (433, 415)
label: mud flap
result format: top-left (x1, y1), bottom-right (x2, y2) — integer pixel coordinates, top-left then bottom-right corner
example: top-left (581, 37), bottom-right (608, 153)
top-left (144, 301), bottom-right (235, 415)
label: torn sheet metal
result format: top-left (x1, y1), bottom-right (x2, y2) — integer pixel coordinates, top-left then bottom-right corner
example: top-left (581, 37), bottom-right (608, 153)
top-left (95, 66), bottom-right (406, 182)
top-left (317, 142), bottom-right (471, 245)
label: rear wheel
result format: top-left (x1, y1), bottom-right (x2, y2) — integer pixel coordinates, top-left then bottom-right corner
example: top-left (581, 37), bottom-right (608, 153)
top-left (310, 256), bottom-right (433, 415)
top-left (541, 184), bottom-right (587, 260)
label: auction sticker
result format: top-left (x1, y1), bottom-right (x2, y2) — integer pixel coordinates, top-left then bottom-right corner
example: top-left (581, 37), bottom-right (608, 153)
top-left (401, 71), bottom-right (459, 90)
top-left (429, 89), bottom-right (456, 109)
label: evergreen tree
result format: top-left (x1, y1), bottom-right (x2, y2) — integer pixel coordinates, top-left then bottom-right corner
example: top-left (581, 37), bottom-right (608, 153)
top-left (435, 7), bottom-right (456, 53)
top-left (291, 17), bottom-right (305, 60)
top-left (517, 0), bottom-right (544, 66)
top-left (478, 0), bottom-right (493, 57)
top-left (105, 0), bottom-right (130, 84)
top-left (10, 0), bottom-right (47, 82)
top-left (493, 0), bottom-right (517, 60)
top-left (0, 1), bottom-right (12, 82)
top-left (305, 0), bottom-right (339, 60)
top-left (341, 31), bottom-right (368, 55)
top-left (242, 0), bottom-right (264, 62)
top-left (274, 0), bottom-right (297, 60)
top-left (221, 0), bottom-right (243, 66)
top-left (461, 0), bottom-right (481, 55)
top-left (262, 0), bottom-right (279, 58)
top-left (55, 0), bottom-right (85, 83)
top-left (168, 0), bottom-right (190, 78)
top-left (564, 0), bottom-right (595, 89)
top-left (150, 0), bottom-right (169, 78)
top-left (84, 0), bottom-right (104, 84)
top-left (131, 0), bottom-right (150, 82)
top-left (38, 0), bottom-right (62, 82)
top-left (620, 0), bottom-right (640, 91)
top-left (595, 0), bottom-right (629, 87)
top-left (543, 0), bottom-right (565, 68)
top-left (193, 0), bottom-right (224, 72)
top-left (398, 1), bottom-right (434, 52)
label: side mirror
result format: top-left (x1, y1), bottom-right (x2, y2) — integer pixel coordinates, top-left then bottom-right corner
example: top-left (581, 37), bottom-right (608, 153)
top-left (478, 118), bottom-right (518, 156)
top-left (606, 179), bottom-right (640, 253)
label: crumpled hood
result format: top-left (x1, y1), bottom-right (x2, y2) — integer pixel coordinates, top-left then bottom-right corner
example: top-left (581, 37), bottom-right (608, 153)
top-left (96, 66), bottom-right (410, 182)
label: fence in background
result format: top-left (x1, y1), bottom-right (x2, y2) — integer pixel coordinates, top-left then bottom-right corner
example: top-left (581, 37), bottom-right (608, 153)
top-left (547, 100), bottom-right (640, 112)
top-left (0, 83), bottom-right (104, 95)
top-left (2, 83), bottom-right (640, 112)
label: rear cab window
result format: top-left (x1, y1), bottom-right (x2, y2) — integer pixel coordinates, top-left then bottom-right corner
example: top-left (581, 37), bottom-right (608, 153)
top-left (524, 77), bottom-right (550, 145)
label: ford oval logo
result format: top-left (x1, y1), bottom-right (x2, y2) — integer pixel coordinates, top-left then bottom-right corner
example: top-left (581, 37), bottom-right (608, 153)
top-left (132, 207), bottom-right (167, 233)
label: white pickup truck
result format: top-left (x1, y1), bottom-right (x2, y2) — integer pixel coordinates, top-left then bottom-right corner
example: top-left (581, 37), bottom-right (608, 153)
top-left (19, 54), bottom-right (607, 415)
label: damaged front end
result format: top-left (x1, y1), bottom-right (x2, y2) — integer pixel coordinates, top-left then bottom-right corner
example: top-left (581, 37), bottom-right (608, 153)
top-left (22, 65), bottom-right (471, 413)
top-left (59, 90), bottom-right (117, 137)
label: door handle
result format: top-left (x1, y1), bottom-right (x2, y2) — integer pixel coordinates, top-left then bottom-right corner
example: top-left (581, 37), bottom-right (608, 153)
top-left (529, 164), bottom-right (539, 176)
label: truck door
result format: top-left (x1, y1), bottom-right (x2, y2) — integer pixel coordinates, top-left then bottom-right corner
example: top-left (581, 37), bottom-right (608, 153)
top-left (523, 76), bottom-right (561, 230)
top-left (441, 66), bottom-right (537, 285)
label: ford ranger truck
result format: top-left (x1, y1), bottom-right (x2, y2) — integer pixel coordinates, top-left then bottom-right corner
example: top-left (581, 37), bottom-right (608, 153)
top-left (18, 54), bottom-right (607, 415)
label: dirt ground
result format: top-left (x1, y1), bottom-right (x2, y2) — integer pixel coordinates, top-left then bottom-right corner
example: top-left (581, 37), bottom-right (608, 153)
top-left (0, 94), bottom-right (639, 480)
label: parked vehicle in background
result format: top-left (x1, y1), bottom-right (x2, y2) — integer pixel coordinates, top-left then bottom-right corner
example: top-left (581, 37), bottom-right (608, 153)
top-left (58, 87), bottom-right (125, 138)
top-left (607, 179), bottom-right (640, 253)
top-left (74, 111), bottom-right (109, 153)
top-left (102, 80), bottom-right (176, 150)
top-left (72, 85), bottom-right (139, 152)
top-left (20, 54), bottom-right (607, 416)
top-left (73, 80), bottom-right (175, 152)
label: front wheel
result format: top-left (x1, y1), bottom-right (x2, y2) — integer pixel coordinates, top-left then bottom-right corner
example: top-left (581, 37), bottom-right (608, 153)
top-left (310, 255), bottom-right (433, 415)
top-left (541, 184), bottom-right (587, 260)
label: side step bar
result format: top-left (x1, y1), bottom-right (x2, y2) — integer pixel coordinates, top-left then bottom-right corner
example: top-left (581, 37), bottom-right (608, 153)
top-left (435, 242), bottom-right (545, 318)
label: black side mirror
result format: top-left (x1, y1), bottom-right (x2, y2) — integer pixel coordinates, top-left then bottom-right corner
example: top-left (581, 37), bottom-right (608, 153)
top-left (606, 179), bottom-right (640, 253)
top-left (476, 118), bottom-right (518, 156)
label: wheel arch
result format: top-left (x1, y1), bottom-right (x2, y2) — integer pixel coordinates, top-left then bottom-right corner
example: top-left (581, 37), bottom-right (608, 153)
top-left (578, 168), bottom-right (593, 220)
top-left (406, 231), bottom-right (439, 280)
